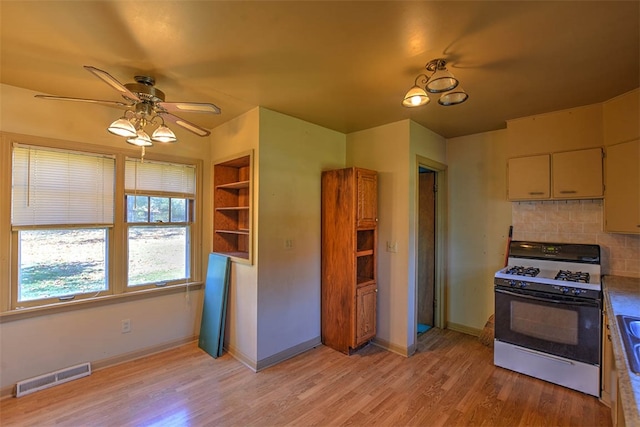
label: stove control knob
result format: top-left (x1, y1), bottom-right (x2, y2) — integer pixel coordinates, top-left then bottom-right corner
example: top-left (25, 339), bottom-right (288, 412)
top-left (508, 280), bottom-right (517, 287)
top-left (572, 288), bottom-right (582, 295)
top-left (519, 281), bottom-right (527, 288)
top-left (561, 287), bottom-right (569, 294)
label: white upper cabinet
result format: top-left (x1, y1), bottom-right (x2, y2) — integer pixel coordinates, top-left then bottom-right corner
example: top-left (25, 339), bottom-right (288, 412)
top-left (508, 154), bottom-right (550, 200)
top-left (552, 147), bottom-right (604, 199)
top-left (605, 139), bottom-right (640, 234)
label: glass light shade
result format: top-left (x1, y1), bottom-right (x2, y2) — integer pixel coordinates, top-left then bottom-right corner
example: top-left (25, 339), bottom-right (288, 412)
top-left (126, 130), bottom-right (153, 147)
top-left (426, 68), bottom-right (459, 93)
top-left (151, 125), bottom-right (177, 143)
top-left (438, 87), bottom-right (469, 106)
top-left (107, 117), bottom-right (137, 137)
top-left (402, 86), bottom-right (430, 107)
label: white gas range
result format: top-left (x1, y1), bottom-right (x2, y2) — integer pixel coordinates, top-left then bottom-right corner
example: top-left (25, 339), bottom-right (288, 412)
top-left (494, 241), bottom-right (603, 397)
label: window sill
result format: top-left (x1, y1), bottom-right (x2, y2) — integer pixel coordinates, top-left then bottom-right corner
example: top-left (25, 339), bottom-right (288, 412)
top-left (0, 282), bottom-right (203, 324)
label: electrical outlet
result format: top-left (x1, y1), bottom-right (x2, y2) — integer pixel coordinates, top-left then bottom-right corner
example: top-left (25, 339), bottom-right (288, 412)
top-left (285, 239), bottom-right (294, 250)
top-left (386, 241), bottom-right (398, 253)
top-left (121, 319), bottom-right (131, 334)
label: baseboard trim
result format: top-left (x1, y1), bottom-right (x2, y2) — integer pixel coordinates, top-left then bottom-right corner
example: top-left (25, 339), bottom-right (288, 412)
top-left (256, 336), bottom-right (322, 372)
top-left (224, 345), bottom-right (258, 372)
top-left (0, 336), bottom-right (197, 400)
top-left (92, 336), bottom-right (197, 371)
top-left (224, 336), bottom-right (322, 373)
top-left (447, 322), bottom-right (482, 337)
top-left (372, 337), bottom-right (410, 357)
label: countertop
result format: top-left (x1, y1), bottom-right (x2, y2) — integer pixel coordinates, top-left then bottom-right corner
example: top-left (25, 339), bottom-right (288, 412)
top-left (603, 275), bottom-right (640, 427)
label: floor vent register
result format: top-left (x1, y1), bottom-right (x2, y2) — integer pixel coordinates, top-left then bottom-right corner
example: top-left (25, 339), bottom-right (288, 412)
top-left (14, 362), bottom-right (91, 397)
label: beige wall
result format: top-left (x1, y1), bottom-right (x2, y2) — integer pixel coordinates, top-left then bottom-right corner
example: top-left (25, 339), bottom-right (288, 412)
top-left (446, 130), bottom-right (512, 332)
top-left (346, 119), bottom-right (447, 354)
top-left (256, 108), bottom-right (344, 364)
top-left (210, 107), bottom-right (345, 369)
top-left (209, 108), bottom-right (260, 365)
top-left (0, 84), bottom-right (208, 391)
top-left (346, 120), bottom-right (410, 354)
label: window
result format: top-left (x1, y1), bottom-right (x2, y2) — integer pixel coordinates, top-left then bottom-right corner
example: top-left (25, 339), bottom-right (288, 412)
top-left (11, 145), bottom-right (114, 306)
top-left (124, 158), bottom-right (196, 289)
top-left (6, 141), bottom-right (201, 311)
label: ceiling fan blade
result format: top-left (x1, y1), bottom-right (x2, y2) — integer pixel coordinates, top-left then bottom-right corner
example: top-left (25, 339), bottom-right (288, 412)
top-left (157, 101), bottom-right (221, 115)
top-left (161, 113), bottom-right (211, 137)
top-left (84, 65), bottom-right (141, 102)
top-left (35, 94), bottom-right (131, 109)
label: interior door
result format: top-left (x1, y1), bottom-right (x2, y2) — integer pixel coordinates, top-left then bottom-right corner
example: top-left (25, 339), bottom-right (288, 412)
top-left (417, 171), bottom-right (435, 328)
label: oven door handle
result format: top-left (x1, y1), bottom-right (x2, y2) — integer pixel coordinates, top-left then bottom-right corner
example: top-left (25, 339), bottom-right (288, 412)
top-left (495, 288), bottom-right (600, 308)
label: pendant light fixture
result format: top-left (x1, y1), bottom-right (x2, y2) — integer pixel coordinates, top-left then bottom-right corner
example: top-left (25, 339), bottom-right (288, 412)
top-left (402, 58), bottom-right (469, 107)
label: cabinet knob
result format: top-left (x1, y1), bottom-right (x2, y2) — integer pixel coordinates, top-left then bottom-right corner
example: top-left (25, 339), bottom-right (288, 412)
top-left (559, 190), bottom-right (577, 194)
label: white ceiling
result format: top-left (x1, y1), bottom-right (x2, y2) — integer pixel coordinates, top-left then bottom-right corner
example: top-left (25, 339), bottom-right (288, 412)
top-left (1, 1), bottom-right (639, 139)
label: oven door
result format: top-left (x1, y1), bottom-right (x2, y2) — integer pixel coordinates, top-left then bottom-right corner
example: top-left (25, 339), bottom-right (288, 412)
top-left (494, 286), bottom-right (601, 365)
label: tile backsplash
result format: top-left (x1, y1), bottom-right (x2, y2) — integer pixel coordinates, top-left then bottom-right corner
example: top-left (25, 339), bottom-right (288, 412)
top-left (512, 200), bottom-right (640, 278)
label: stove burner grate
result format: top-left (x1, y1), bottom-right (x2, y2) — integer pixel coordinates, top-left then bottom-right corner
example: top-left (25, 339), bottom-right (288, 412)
top-left (555, 270), bottom-right (590, 283)
top-left (505, 266), bottom-right (540, 277)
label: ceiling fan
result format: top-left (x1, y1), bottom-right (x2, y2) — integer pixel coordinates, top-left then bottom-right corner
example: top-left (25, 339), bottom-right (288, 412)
top-left (35, 65), bottom-right (221, 145)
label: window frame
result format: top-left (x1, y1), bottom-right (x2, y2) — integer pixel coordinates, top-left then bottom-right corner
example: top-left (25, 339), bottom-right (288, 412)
top-left (124, 193), bottom-right (195, 291)
top-left (1, 132), bottom-right (203, 313)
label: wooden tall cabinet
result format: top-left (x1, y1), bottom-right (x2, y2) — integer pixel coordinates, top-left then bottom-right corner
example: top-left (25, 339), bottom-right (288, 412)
top-left (321, 167), bottom-right (377, 354)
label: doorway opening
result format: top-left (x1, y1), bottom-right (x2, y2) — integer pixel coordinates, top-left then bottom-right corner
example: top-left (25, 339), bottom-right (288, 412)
top-left (415, 157), bottom-right (446, 340)
top-left (417, 168), bottom-right (435, 335)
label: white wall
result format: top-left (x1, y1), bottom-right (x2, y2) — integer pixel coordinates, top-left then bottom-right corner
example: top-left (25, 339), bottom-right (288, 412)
top-left (446, 130), bottom-right (512, 332)
top-left (0, 84), bottom-right (208, 391)
top-left (256, 108), bottom-right (345, 364)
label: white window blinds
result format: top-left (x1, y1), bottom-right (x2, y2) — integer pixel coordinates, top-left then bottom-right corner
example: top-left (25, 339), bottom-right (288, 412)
top-left (12, 145), bottom-right (115, 226)
top-left (125, 158), bottom-right (196, 196)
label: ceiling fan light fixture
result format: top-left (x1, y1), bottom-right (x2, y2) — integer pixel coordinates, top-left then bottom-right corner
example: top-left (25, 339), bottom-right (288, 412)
top-left (36, 66), bottom-right (220, 151)
top-left (402, 85), bottom-right (430, 107)
top-left (173, 103), bottom-right (219, 113)
top-left (438, 87), bottom-right (469, 106)
top-left (152, 124), bottom-right (177, 143)
top-left (107, 117), bottom-right (137, 137)
top-left (126, 129), bottom-right (153, 147)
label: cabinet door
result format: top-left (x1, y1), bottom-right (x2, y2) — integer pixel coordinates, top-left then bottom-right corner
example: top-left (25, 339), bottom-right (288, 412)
top-left (356, 169), bottom-right (378, 228)
top-left (601, 310), bottom-right (615, 407)
top-left (552, 147), bottom-right (603, 198)
top-left (508, 154), bottom-right (550, 200)
top-left (355, 284), bottom-right (377, 346)
top-left (605, 139), bottom-right (640, 233)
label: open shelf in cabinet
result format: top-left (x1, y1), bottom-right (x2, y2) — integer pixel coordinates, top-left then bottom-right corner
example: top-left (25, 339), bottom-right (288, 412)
top-left (356, 229), bottom-right (375, 286)
top-left (213, 152), bottom-right (253, 263)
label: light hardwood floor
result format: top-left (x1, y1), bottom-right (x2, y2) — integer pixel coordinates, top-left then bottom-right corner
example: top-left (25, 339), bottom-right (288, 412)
top-left (0, 328), bottom-right (611, 426)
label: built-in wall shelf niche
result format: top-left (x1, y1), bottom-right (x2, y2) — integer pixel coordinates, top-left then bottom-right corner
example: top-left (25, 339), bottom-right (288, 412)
top-left (213, 151), bottom-right (253, 264)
